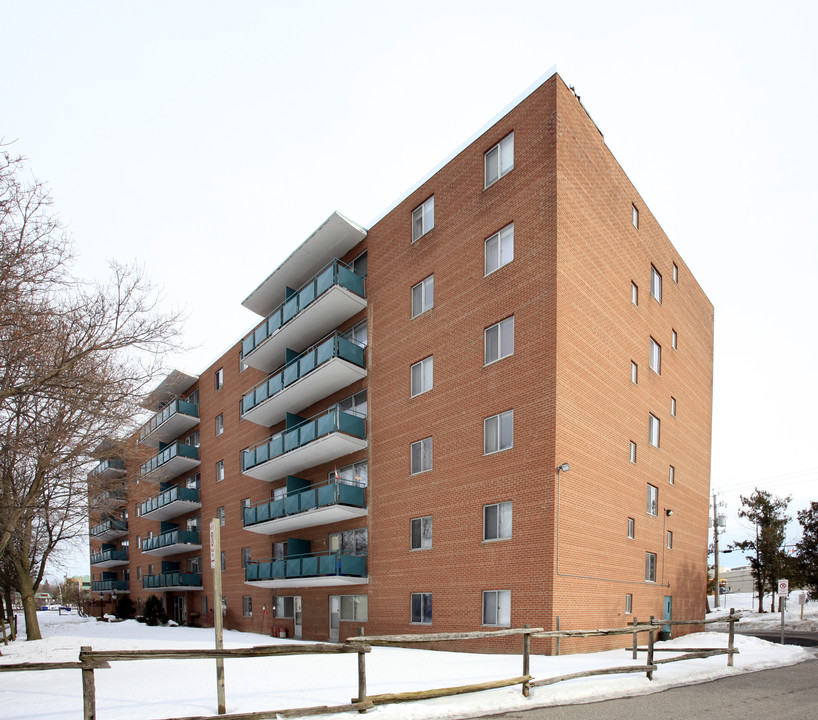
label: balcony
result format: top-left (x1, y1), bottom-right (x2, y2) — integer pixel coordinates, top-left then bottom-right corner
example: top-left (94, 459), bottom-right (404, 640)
top-left (142, 572), bottom-right (202, 591)
top-left (244, 479), bottom-right (367, 535)
top-left (90, 518), bottom-right (128, 541)
top-left (142, 529), bottom-right (202, 557)
top-left (141, 486), bottom-right (201, 522)
top-left (139, 399), bottom-right (200, 448)
top-left (92, 580), bottom-right (129, 594)
top-left (90, 549), bottom-right (129, 568)
top-left (241, 405), bottom-right (367, 482)
top-left (241, 259), bottom-right (367, 372)
top-left (241, 332), bottom-right (366, 427)
top-left (140, 442), bottom-right (200, 483)
top-left (92, 488), bottom-right (127, 511)
top-left (89, 459), bottom-right (126, 480)
top-left (244, 551), bottom-right (367, 588)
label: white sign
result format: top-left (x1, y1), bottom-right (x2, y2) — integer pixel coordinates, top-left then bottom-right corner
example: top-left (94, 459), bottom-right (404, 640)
top-left (794, 591), bottom-right (807, 605)
top-left (210, 520), bottom-right (216, 569)
top-left (777, 578), bottom-right (789, 597)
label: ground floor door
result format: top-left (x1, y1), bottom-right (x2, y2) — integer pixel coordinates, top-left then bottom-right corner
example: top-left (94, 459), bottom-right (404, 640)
top-left (173, 595), bottom-right (186, 625)
top-left (294, 596), bottom-right (302, 639)
top-left (663, 595), bottom-right (672, 637)
top-left (329, 596), bottom-right (340, 642)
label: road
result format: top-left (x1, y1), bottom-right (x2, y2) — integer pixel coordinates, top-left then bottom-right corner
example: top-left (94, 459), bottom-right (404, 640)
top-left (483, 655), bottom-right (818, 720)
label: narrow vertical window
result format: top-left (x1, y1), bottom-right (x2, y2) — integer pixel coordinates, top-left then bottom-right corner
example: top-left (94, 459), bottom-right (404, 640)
top-left (217, 506), bottom-right (225, 526)
top-left (243, 596), bottom-right (253, 617)
top-left (485, 133), bottom-right (514, 187)
top-left (215, 368), bottom-right (224, 390)
top-left (632, 204), bottom-right (639, 228)
top-left (649, 413), bottom-right (660, 448)
top-left (625, 593), bottom-right (633, 614)
top-left (627, 517), bottom-right (635, 539)
top-left (667, 531), bottom-right (673, 549)
top-left (215, 414), bottom-right (224, 436)
top-left (411, 275), bottom-right (434, 317)
top-left (669, 465), bottom-right (675, 485)
top-left (216, 460), bottom-right (225, 482)
top-left (631, 282), bottom-right (639, 306)
top-left (485, 223), bottom-right (514, 275)
top-left (631, 361), bottom-right (638, 384)
top-left (650, 338), bottom-right (661, 374)
top-left (410, 357), bottom-right (434, 397)
top-left (485, 316), bottom-right (514, 364)
top-left (650, 265), bottom-right (662, 303)
top-left (645, 552), bottom-right (657, 582)
top-left (672, 329), bottom-right (678, 349)
top-left (647, 485), bottom-right (658, 516)
top-left (672, 262), bottom-right (679, 283)
top-left (412, 197), bottom-right (434, 242)
top-left (630, 441), bottom-right (637, 464)
top-left (671, 397), bottom-right (677, 417)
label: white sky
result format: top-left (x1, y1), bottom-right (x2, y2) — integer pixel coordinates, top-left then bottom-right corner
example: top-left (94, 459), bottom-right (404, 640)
top-left (5, 1), bottom-right (816, 574)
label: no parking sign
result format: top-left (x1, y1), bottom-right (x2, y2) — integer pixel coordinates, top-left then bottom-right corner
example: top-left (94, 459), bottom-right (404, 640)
top-left (777, 579), bottom-right (789, 597)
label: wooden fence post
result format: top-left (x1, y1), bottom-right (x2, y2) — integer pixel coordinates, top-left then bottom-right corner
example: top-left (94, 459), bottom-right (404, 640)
top-left (522, 624), bottom-right (530, 697)
top-left (646, 617), bottom-right (655, 680)
top-left (357, 627), bottom-right (368, 712)
top-left (727, 608), bottom-right (735, 667)
top-left (631, 616), bottom-right (638, 659)
top-left (80, 646), bottom-right (96, 720)
top-left (555, 616), bottom-right (560, 657)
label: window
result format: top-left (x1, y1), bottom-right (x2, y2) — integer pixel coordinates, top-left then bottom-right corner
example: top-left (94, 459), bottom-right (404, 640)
top-left (352, 250), bottom-right (368, 278)
top-left (340, 389), bottom-right (367, 417)
top-left (632, 204), bottom-right (639, 228)
top-left (485, 223), bottom-right (514, 275)
top-left (629, 441), bottom-right (637, 464)
top-left (485, 133), bottom-right (514, 187)
top-left (331, 460), bottom-right (368, 487)
top-left (411, 275), bottom-right (434, 318)
top-left (485, 316), bottom-right (514, 364)
top-left (275, 596), bottom-right (294, 618)
top-left (647, 484), bottom-right (658, 516)
top-left (671, 397), bottom-right (677, 417)
top-left (649, 338), bottom-right (661, 374)
top-left (625, 594), bottom-right (633, 614)
top-left (187, 473), bottom-right (201, 490)
top-left (339, 594), bottom-right (368, 622)
top-left (645, 552), bottom-right (657, 582)
top-left (186, 515), bottom-right (200, 532)
top-left (216, 460), bottom-right (225, 482)
top-left (671, 329), bottom-right (678, 350)
top-left (187, 556), bottom-right (201, 573)
top-left (667, 531), bottom-right (673, 549)
top-left (243, 596), bottom-right (253, 617)
top-left (136, 566), bottom-right (142, 580)
top-left (215, 414), bottom-right (224, 436)
top-left (411, 593), bottom-right (432, 624)
top-left (342, 319), bottom-right (368, 347)
top-left (482, 590), bottom-right (511, 626)
top-left (672, 262), bottom-right (679, 283)
top-left (184, 429), bottom-right (200, 448)
top-left (631, 282), bottom-right (638, 306)
top-left (220, 551), bottom-right (226, 572)
top-left (669, 465), bottom-right (675, 485)
top-left (217, 506), bottom-right (225, 526)
top-left (650, 265), bottom-right (662, 303)
top-left (411, 437), bottom-right (433, 474)
top-left (147, 564), bottom-right (154, 576)
top-left (649, 413), bottom-right (660, 448)
top-left (627, 517), bottom-right (635, 539)
top-left (215, 368), bottom-right (224, 390)
top-left (329, 528), bottom-right (368, 555)
top-left (241, 547), bottom-right (251, 568)
top-left (201, 596), bottom-right (208, 616)
top-left (240, 497), bottom-right (250, 516)
top-left (273, 541), bottom-right (287, 559)
top-left (484, 410), bottom-right (513, 454)
top-left (412, 196), bottom-right (434, 242)
top-left (631, 361), bottom-right (638, 384)
top-left (410, 356), bottom-right (433, 397)
top-left (411, 516), bottom-right (433, 550)
top-left (484, 501), bottom-right (512, 541)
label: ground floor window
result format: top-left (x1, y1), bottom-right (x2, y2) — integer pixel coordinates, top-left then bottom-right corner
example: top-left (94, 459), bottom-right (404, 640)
top-left (338, 594), bottom-right (368, 622)
top-left (411, 593), bottom-right (432, 624)
top-left (482, 590), bottom-right (510, 626)
top-left (275, 596), bottom-right (295, 618)
top-left (242, 596), bottom-right (252, 617)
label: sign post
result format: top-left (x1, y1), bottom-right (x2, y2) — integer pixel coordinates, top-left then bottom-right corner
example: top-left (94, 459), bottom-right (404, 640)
top-left (777, 579), bottom-right (788, 646)
top-left (211, 519), bottom-right (226, 714)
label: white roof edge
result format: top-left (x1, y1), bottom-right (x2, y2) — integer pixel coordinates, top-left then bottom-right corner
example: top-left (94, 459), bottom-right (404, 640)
top-left (365, 65), bottom-right (559, 228)
top-left (241, 210), bottom-right (368, 317)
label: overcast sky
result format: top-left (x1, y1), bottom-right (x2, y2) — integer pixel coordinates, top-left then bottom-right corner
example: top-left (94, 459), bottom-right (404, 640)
top-left (5, 1), bottom-right (816, 576)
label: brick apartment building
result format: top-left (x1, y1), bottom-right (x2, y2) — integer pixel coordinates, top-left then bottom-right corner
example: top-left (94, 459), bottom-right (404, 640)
top-left (88, 71), bottom-right (714, 653)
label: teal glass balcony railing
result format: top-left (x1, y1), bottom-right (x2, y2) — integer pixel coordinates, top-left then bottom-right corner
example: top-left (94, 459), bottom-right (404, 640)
top-left (90, 518), bottom-right (128, 537)
top-left (92, 580), bottom-right (129, 593)
top-left (244, 479), bottom-right (365, 528)
top-left (90, 549), bottom-right (129, 565)
top-left (245, 551), bottom-right (366, 582)
top-left (141, 486), bottom-right (200, 517)
top-left (241, 259), bottom-right (366, 360)
top-left (241, 405), bottom-right (366, 474)
top-left (241, 333), bottom-right (365, 416)
top-left (142, 572), bottom-right (202, 589)
top-left (139, 399), bottom-right (199, 441)
top-left (142, 529), bottom-right (200, 552)
top-left (140, 442), bottom-right (199, 478)
top-left (90, 459), bottom-right (126, 477)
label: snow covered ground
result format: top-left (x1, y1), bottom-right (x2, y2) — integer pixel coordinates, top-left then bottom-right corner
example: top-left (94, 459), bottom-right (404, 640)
top-left (0, 595), bottom-right (814, 720)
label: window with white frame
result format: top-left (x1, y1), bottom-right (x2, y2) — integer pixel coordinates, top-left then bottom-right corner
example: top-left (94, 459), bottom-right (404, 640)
top-left (482, 590), bottom-right (511, 626)
top-left (647, 484), bottom-right (658, 516)
top-left (667, 531), bottom-right (673, 549)
top-left (217, 506), bottom-right (225, 526)
top-left (484, 410), bottom-right (513, 454)
top-left (484, 501), bottom-right (512, 541)
top-left (631, 282), bottom-right (639, 306)
top-left (187, 473), bottom-right (201, 490)
top-left (671, 397), bottom-right (677, 417)
top-left (485, 223), bottom-right (514, 275)
top-left (411, 356), bottom-right (433, 397)
top-left (485, 316), bottom-right (514, 364)
top-left (672, 329), bottom-right (678, 349)
top-left (650, 337), bottom-right (661, 374)
top-left (411, 592), bottom-right (433, 624)
top-left (330, 460), bottom-right (368, 487)
top-left (669, 465), bottom-right (675, 485)
top-left (632, 204), bottom-right (639, 228)
top-left (339, 594), bottom-right (368, 622)
top-left (627, 517), bottom-right (635, 539)
top-left (411, 437), bottom-right (433, 474)
top-left (411, 516), bottom-right (433, 550)
top-left (329, 528), bottom-right (368, 555)
top-left (672, 262), bottom-right (679, 283)
top-left (485, 133), bottom-right (514, 187)
top-left (342, 319), bottom-right (368, 347)
top-left (411, 275), bottom-right (434, 318)
top-left (216, 459), bottom-right (225, 482)
top-left (625, 594), bottom-right (633, 614)
top-left (340, 389), bottom-right (367, 417)
top-left (241, 547), bottom-right (251, 568)
top-left (242, 596), bottom-right (252, 617)
top-left (649, 413), bottom-right (660, 448)
top-left (215, 414), bottom-right (224, 436)
top-left (275, 596), bottom-right (294, 618)
top-left (650, 265), bottom-right (662, 303)
top-left (187, 556), bottom-right (201, 573)
top-left (215, 368), bottom-right (224, 390)
top-left (630, 441), bottom-right (637, 464)
top-left (631, 361), bottom-right (638, 384)
top-left (645, 552), bottom-right (657, 582)
top-left (412, 197), bottom-right (434, 242)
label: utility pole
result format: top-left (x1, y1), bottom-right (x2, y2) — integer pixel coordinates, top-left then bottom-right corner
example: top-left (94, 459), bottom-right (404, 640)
top-left (712, 493), bottom-right (720, 609)
top-left (211, 519), bottom-right (226, 714)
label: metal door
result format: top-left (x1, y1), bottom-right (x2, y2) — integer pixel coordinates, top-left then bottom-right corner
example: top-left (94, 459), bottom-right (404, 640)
top-left (329, 596), bottom-right (340, 642)
top-left (294, 596), bottom-right (303, 639)
top-left (663, 595), bottom-right (672, 636)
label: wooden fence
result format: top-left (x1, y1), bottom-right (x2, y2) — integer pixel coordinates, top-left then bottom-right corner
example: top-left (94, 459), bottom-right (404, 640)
top-left (0, 611), bottom-right (740, 720)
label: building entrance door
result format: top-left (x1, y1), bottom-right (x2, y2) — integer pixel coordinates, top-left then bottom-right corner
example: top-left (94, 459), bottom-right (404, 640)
top-left (663, 595), bottom-right (672, 638)
top-left (294, 596), bottom-right (302, 639)
top-left (173, 595), bottom-right (186, 625)
top-left (329, 596), bottom-right (340, 642)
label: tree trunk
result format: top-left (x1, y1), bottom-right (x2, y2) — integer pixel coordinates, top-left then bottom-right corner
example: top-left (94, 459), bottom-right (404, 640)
top-left (4, 587), bottom-right (16, 640)
top-left (16, 571), bottom-right (42, 641)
